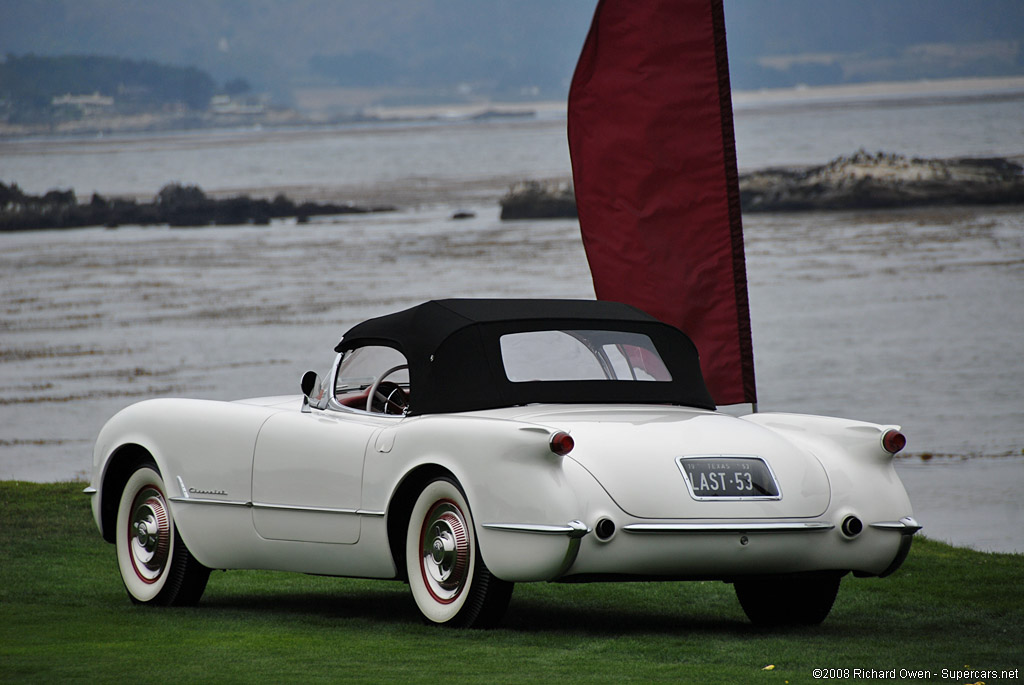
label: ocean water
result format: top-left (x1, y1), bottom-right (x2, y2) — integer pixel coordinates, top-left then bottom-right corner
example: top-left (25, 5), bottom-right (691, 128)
top-left (2, 81), bottom-right (1022, 552)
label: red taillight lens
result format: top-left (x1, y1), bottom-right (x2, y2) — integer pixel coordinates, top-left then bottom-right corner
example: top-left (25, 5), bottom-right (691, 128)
top-left (549, 431), bottom-right (574, 456)
top-left (882, 429), bottom-right (907, 454)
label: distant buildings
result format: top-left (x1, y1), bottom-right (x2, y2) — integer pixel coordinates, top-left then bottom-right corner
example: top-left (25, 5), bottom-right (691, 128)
top-left (51, 92), bottom-right (115, 115)
top-left (210, 94), bottom-right (267, 115)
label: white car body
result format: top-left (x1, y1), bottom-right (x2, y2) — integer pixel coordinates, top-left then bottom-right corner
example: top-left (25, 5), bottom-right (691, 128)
top-left (89, 299), bottom-right (919, 627)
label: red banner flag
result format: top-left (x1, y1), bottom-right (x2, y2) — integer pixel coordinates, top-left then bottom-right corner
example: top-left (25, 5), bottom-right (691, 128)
top-left (568, 0), bottom-right (756, 406)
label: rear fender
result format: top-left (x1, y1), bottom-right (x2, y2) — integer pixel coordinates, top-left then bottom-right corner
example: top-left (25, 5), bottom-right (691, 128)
top-left (366, 415), bottom-right (591, 582)
top-left (741, 412), bottom-right (914, 524)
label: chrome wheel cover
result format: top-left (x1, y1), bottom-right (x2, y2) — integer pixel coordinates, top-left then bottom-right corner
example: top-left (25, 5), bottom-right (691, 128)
top-left (419, 500), bottom-right (470, 603)
top-left (127, 486), bottom-right (170, 583)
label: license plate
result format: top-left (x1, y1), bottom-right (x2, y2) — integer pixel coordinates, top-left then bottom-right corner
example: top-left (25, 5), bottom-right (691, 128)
top-left (677, 456), bottom-right (781, 500)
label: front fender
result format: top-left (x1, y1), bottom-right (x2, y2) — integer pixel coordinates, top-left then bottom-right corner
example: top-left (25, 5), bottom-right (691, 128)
top-left (91, 398), bottom-right (281, 566)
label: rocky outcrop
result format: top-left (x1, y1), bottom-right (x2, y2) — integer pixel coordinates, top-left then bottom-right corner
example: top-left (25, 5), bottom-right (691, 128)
top-left (498, 152), bottom-right (1024, 219)
top-left (0, 182), bottom-right (394, 232)
top-left (499, 180), bottom-right (577, 220)
top-left (739, 150), bottom-right (1024, 211)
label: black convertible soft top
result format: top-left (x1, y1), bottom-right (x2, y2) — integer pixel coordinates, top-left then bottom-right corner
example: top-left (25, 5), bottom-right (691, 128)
top-left (337, 299), bottom-right (715, 415)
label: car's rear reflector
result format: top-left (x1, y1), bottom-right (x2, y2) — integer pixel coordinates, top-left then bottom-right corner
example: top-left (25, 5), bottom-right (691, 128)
top-left (882, 429), bottom-right (907, 454)
top-left (549, 431), bottom-right (575, 456)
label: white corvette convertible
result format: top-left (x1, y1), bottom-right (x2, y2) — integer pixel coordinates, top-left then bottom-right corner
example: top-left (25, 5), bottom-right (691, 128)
top-left (88, 299), bottom-right (919, 627)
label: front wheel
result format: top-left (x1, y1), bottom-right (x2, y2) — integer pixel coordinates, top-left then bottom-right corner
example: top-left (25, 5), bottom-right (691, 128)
top-left (115, 462), bottom-right (210, 606)
top-left (734, 573), bottom-right (842, 626)
top-left (405, 477), bottom-right (513, 627)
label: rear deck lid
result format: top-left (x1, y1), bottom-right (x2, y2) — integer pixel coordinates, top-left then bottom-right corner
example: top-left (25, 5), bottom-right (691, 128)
top-left (515, 406), bottom-right (830, 519)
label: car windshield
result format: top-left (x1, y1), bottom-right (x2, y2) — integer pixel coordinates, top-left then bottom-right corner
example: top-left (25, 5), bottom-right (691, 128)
top-left (335, 346), bottom-right (409, 392)
top-left (499, 330), bottom-right (672, 383)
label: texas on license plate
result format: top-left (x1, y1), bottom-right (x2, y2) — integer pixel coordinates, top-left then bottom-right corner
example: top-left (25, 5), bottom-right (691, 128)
top-left (676, 456), bottom-right (780, 500)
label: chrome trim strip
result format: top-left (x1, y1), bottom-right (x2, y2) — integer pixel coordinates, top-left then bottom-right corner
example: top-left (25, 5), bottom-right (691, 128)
top-left (169, 496), bottom-right (250, 508)
top-left (554, 525), bottom-right (587, 577)
top-left (870, 516), bottom-right (922, 535)
top-left (168, 497), bottom-right (387, 518)
top-left (517, 426), bottom-right (552, 435)
top-left (82, 486), bottom-right (97, 495)
top-left (483, 520), bottom-right (591, 538)
top-left (252, 501), bottom-right (359, 515)
top-left (566, 519), bottom-right (589, 538)
top-left (325, 395), bottom-right (405, 418)
top-left (482, 521), bottom-right (589, 578)
top-left (622, 521), bottom-right (835, 535)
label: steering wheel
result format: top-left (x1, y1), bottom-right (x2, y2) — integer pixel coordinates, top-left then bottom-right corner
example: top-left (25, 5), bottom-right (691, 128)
top-left (366, 364), bottom-right (409, 414)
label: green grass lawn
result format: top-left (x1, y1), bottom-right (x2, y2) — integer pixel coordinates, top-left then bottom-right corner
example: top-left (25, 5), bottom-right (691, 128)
top-left (2, 481), bottom-right (1020, 683)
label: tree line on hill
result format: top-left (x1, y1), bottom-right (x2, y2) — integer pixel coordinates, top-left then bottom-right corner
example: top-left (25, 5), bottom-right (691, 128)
top-left (0, 54), bottom-right (251, 124)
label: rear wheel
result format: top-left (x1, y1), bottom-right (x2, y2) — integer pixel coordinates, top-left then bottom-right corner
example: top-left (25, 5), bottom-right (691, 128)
top-left (734, 573), bottom-right (842, 626)
top-left (405, 477), bottom-right (513, 627)
top-left (115, 463), bottom-right (210, 606)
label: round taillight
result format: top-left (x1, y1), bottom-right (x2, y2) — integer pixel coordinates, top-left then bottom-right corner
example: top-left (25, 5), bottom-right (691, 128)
top-left (549, 431), bottom-right (574, 456)
top-left (882, 429), bottom-right (907, 454)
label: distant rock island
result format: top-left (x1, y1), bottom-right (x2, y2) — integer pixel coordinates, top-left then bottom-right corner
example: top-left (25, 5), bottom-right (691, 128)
top-left (0, 182), bottom-right (394, 232)
top-left (499, 180), bottom-right (577, 220)
top-left (499, 151), bottom-right (1024, 219)
top-left (739, 150), bottom-right (1024, 211)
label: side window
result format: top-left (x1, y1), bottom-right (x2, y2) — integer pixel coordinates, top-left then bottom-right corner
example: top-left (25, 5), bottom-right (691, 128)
top-left (334, 346), bottom-right (410, 413)
top-left (601, 343), bottom-right (672, 381)
top-left (499, 330), bottom-right (672, 383)
top-left (500, 330), bottom-right (606, 381)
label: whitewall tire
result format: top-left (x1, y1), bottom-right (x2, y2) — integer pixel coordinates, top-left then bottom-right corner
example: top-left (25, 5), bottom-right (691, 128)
top-left (405, 477), bottom-right (513, 627)
top-left (115, 463), bottom-right (210, 606)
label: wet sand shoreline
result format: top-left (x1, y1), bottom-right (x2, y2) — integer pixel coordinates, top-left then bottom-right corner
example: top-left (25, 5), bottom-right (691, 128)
top-left (2, 85), bottom-right (1021, 553)
top-left (2, 200), bottom-right (1021, 553)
